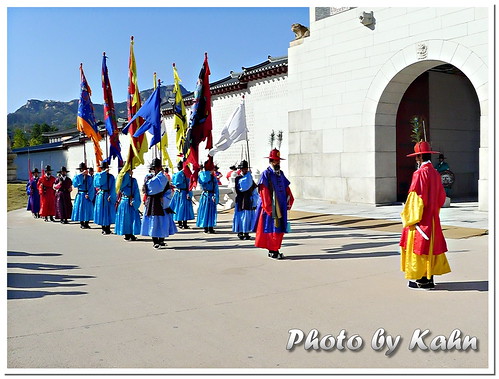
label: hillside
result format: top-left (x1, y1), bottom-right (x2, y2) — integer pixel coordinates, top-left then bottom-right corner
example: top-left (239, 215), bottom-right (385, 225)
top-left (7, 84), bottom-right (189, 131)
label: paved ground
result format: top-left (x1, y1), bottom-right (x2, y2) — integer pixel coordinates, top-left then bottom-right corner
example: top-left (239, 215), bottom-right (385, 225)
top-left (6, 201), bottom-right (490, 373)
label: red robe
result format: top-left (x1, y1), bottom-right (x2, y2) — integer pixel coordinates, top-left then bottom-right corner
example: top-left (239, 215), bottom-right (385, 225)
top-left (37, 175), bottom-right (56, 217)
top-left (399, 161), bottom-right (450, 279)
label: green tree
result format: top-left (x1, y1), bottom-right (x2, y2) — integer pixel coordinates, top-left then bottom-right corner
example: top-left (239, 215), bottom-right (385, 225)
top-left (28, 123), bottom-right (58, 145)
top-left (12, 128), bottom-right (29, 148)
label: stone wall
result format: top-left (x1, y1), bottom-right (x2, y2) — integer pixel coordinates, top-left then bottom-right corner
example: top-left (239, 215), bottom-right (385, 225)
top-left (287, 7), bottom-right (489, 207)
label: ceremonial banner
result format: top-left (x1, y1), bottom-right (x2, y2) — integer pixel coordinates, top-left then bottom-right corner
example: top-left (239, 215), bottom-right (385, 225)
top-left (184, 53), bottom-right (213, 167)
top-left (77, 63), bottom-right (103, 169)
top-left (173, 64), bottom-right (187, 156)
top-left (101, 52), bottom-right (123, 166)
top-left (209, 98), bottom-right (248, 156)
top-left (116, 37), bottom-right (148, 190)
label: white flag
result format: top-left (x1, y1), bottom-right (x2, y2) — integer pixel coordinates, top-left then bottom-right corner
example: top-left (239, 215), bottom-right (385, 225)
top-left (209, 99), bottom-right (248, 156)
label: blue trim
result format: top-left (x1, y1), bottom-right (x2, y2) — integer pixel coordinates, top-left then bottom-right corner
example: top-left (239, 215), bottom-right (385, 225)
top-left (12, 141), bottom-right (63, 153)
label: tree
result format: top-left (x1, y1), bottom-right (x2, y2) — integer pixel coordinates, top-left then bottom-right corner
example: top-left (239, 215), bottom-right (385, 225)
top-left (12, 128), bottom-right (29, 148)
top-left (28, 123), bottom-right (58, 145)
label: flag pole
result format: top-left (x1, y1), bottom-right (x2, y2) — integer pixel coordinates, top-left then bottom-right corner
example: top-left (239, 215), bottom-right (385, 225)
top-left (103, 52), bottom-right (109, 165)
top-left (157, 77), bottom-right (162, 164)
top-left (242, 96), bottom-right (251, 169)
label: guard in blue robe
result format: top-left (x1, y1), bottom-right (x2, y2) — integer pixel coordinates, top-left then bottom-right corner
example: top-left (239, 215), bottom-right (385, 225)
top-left (232, 160), bottom-right (258, 240)
top-left (93, 161), bottom-right (117, 235)
top-left (115, 168), bottom-right (142, 241)
top-left (171, 161), bottom-right (194, 229)
top-left (71, 162), bottom-right (95, 229)
top-left (253, 149), bottom-right (294, 259)
top-left (26, 168), bottom-right (41, 218)
top-left (196, 160), bottom-right (219, 233)
top-left (141, 158), bottom-right (177, 248)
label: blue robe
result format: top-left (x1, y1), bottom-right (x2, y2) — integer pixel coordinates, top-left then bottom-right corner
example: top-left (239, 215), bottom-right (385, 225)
top-left (140, 172), bottom-right (177, 238)
top-left (115, 172), bottom-right (142, 235)
top-left (196, 171), bottom-right (219, 228)
top-left (71, 173), bottom-right (95, 221)
top-left (232, 172), bottom-right (258, 233)
top-left (26, 177), bottom-right (40, 214)
top-left (171, 170), bottom-right (194, 222)
top-left (93, 171), bottom-right (117, 226)
top-left (253, 167), bottom-right (290, 234)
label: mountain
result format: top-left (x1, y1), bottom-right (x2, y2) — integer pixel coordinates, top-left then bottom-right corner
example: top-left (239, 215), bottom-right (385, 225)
top-left (7, 84), bottom-right (189, 132)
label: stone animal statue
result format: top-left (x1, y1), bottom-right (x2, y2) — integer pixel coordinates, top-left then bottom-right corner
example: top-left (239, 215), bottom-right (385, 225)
top-left (291, 23), bottom-right (310, 40)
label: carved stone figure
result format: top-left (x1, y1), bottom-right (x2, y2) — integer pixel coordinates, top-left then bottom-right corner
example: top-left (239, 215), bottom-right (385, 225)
top-left (291, 23), bottom-right (310, 40)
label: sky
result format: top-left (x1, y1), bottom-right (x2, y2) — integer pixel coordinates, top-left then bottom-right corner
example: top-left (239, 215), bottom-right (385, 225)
top-left (6, 5), bottom-right (310, 114)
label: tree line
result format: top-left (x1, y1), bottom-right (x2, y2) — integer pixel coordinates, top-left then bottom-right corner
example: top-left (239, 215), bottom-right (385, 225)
top-left (12, 123), bottom-right (59, 148)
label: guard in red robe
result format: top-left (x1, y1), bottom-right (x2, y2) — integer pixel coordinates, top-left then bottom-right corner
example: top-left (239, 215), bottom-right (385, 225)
top-left (253, 148), bottom-right (294, 259)
top-left (37, 165), bottom-right (56, 222)
top-left (54, 166), bottom-right (73, 224)
top-left (399, 141), bottom-right (451, 290)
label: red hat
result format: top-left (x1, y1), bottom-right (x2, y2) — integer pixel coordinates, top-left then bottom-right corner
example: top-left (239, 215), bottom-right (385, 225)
top-left (406, 141), bottom-right (440, 157)
top-left (203, 158), bottom-right (214, 171)
top-left (265, 148), bottom-right (285, 161)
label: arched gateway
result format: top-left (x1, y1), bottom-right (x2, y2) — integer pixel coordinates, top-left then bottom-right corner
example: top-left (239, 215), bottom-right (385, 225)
top-left (364, 40), bottom-right (488, 210)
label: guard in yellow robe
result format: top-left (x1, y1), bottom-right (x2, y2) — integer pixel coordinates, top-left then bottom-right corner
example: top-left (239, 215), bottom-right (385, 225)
top-left (400, 141), bottom-right (451, 289)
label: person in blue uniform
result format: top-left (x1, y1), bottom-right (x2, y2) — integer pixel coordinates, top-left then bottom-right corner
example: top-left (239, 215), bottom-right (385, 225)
top-left (233, 160), bottom-right (258, 240)
top-left (71, 162), bottom-right (95, 229)
top-left (115, 165), bottom-right (142, 241)
top-left (26, 168), bottom-right (41, 218)
top-left (196, 159), bottom-right (219, 234)
top-left (171, 161), bottom-right (194, 229)
top-left (93, 161), bottom-right (117, 235)
top-left (141, 158), bottom-right (177, 249)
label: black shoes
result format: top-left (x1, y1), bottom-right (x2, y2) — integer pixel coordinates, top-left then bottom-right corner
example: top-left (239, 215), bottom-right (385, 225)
top-left (101, 225), bottom-right (112, 235)
top-left (408, 276), bottom-right (435, 290)
top-left (268, 250), bottom-right (284, 259)
top-left (80, 221), bottom-right (91, 229)
top-left (178, 221), bottom-right (190, 229)
top-left (237, 233), bottom-right (251, 240)
top-left (152, 237), bottom-right (166, 249)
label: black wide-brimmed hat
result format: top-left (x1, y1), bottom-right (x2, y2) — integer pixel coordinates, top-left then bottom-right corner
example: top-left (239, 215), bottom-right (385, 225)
top-left (238, 160), bottom-right (249, 169)
top-left (149, 158), bottom-right (162, 170)
top-left (78, 162), bottom-right (88, 171)
top-left (32, 168), bottom-right (40, 174)
top-left (99, 161), bottom-right (110, 170)
top-left (57, 166), bottom-right (69, 174)
top-left (44, 165), bottom-right (52, 172)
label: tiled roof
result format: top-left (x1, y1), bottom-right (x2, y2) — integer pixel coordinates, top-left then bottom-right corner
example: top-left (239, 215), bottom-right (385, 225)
top-left (161, 55), bottom-right (288, 114)
top-left (13, 141), bottom-right (64, 154)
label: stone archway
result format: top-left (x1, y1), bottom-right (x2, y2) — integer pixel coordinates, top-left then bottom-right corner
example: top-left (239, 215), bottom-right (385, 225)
top-left (362, 40), bottom-right (488, 210)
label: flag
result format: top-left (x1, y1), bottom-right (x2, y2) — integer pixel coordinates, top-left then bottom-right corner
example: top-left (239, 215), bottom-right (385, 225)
top-left (208, 98), bottom-right (248, 156)
top-left (77, 63), bottom-right (103, 169)
top-left (128, 83), bottom-right (161, 147)
top-left (116, 36), bottom-right (149, 190)
top-left (172, 63), bottom-right (188, 156)
top-left (101, 52), bottom-right (123, 166)
top-left (184, 53), bottom-right (213, 168)
top-left (158, 118), bottom-right (174, 170)
top-left (151, 73), bottom-right (173, 170)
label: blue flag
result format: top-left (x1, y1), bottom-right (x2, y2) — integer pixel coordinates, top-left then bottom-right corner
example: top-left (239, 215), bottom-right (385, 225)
top-left (128, 83), bottom-right (161, 148)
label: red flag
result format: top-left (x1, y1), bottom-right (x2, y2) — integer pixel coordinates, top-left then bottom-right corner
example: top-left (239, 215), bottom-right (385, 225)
top-left (184, 53), bottom-right (213, 171)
